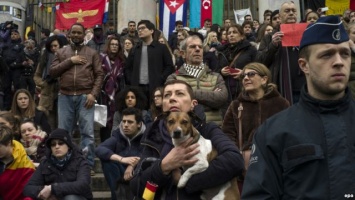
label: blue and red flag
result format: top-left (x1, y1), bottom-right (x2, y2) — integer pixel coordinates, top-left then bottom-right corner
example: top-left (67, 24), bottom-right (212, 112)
top-left (103, 0), bottom-right (109, 24)
top-left (159, 0), bottom-right (187, 40)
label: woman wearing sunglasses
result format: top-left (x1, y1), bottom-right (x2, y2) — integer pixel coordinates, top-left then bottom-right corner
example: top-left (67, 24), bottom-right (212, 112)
top-left (23, 129), bottom-right (92, 200)
top-left (221, 62), bottom-right (289, 190)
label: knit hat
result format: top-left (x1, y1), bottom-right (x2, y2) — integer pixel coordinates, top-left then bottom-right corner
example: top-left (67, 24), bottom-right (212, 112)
top-left (46, 128), bottom-right (74, 149)
top-left (300, 15), bottom-right (348, 50)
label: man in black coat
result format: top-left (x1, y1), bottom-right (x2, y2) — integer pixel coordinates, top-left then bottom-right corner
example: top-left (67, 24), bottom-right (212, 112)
top-left (243, 16), bottom-right (355, 199)
top-left (125, 20), bottom-right (174, 107)
top-left (1, 29), bottom-right (26, 110)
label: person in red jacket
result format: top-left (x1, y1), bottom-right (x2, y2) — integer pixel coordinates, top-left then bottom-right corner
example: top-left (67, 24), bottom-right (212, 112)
top-left (0, 125), bottom-right (35, 200)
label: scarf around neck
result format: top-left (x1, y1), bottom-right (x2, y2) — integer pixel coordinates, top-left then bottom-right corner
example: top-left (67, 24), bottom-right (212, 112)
top-left (183, 63), bottom-right (205, 79)
top-left (50, 149), bottom-right (72, 170)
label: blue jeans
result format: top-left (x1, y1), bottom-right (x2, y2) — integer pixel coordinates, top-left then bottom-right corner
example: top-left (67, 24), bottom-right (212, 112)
top-left (58, 94), bottom-right (95, 167)
top-left (101, 160), bottom-right (125, 200)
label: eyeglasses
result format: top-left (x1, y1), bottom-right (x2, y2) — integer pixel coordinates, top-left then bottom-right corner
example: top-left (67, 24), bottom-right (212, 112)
top-left (50, 141), bottom-right (65, 147)
top-left (137, 26), bottom-right (147, 31)
top-left (240, 71), bottom-right (260, 79)
top-left (110, 43), bottom-right (119, 46)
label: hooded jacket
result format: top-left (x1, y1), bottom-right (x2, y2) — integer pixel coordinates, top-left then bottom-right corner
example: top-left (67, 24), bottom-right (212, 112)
top-left (23, 143), bottom-right (92, 199)
top-left (95, 123), bottom-right (146, 161)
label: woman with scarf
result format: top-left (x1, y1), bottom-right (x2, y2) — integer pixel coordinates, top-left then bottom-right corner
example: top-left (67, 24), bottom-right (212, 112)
top-left (33, 35), bottom-right (68, 129)
top-left (19, 119), bottom-right (47, 165)
top-left (217, 24), bottom-right (257, 116)
top-left (23, 128), bottom-right (92, 200)
top-left (99, 37), bottom-right (125, 142)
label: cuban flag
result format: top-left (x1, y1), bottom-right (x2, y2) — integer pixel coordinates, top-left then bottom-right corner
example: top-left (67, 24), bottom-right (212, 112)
top-left (103, 0), bottom-right (109, 24)
top-left (159, 0), bottom-right (187, 40)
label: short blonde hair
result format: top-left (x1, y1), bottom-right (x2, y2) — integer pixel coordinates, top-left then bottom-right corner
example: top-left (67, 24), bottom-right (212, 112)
top-left (242, 62), bottom-right (276, 92)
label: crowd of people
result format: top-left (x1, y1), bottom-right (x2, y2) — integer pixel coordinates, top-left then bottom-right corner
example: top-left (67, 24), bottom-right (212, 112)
top-left (0, 1), bottom-right (355, 199)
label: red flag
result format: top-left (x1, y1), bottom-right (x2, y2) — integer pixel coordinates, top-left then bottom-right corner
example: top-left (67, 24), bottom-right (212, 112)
top-left (351, 0), bottom-right (355, 10)
top-left (55, 0), bottom-right (105, 30)
top-left (200, 0), bottom-right (212, 27)
top-left (163, 0), bottom-right (185, 14)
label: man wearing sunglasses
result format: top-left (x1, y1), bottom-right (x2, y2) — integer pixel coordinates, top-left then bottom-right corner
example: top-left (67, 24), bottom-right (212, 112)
top-left (242, 16), bottom-right (355, 199)
top-left (166, 35), bottom-right (228, 126)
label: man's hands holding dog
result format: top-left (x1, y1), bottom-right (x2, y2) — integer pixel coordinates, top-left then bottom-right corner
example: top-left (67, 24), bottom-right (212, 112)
top-left (161, 138), bottom-right (199, 175)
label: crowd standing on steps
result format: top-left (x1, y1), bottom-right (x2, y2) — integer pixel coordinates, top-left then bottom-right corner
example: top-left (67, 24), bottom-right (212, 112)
top-left (0, 4), bottom-right (355, 199)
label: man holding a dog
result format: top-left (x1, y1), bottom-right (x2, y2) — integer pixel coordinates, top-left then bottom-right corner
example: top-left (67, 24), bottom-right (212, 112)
top-left (242, 16), bottom-right (355, 198)
top-left (130, 79), bottom-right (244, 199)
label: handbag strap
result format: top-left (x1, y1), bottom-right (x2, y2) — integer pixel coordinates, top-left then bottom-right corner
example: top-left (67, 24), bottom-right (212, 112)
top-left (229, 50), bottom-right (244, 68)
top-left (238, 102), bottom-right (243, 151)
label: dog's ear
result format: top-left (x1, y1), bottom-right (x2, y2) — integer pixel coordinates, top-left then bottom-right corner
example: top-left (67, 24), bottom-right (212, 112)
top-left (161, 111), bottom-right (171, 120)
top-left (188, 111), bottom-right (200, 121)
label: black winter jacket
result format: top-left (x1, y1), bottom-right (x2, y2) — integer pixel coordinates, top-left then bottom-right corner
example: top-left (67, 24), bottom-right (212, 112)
top-left (95, 123), bottom-right (146, 161)
top-left (130, 106), bottom-right (244, 199)
top-left (125, 40), bottom-right (174, 96)
top-left (242, 86), bottom-right (355, 199)
top-left (23, 146), bottom-right (93, 199)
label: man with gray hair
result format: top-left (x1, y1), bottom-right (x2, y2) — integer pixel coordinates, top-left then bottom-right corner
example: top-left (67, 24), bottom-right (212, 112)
top-left (242, 15), bottom-right (355, 199)
top-left (166, 35), bottom-right (228, 125)
top-left (257, 1), bottom-right (304, 105)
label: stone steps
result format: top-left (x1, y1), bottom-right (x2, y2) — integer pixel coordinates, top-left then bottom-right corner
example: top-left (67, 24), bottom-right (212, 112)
top-left (92, 191), bottom-right (112, 200)
top-left (73, 127), bottom-right (113, 200)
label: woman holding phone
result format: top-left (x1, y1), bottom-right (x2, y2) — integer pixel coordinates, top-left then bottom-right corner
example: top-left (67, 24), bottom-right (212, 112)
top-left (217, 24), bottom-right (257, 115)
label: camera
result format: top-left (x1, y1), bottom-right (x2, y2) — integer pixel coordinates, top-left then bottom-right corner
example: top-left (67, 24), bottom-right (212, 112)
top-left (0, 21), bottom-right (16, 31)
top-left (210, 42), bottom-right (219, 48)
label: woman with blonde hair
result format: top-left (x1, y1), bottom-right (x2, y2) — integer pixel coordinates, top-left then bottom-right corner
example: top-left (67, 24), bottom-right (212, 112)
top-left (158, 33), bottom-right (176, 67)
top-left (203, 31), bottom-right (220, 52)
top-left (222, 62), bottom-right (289, 188)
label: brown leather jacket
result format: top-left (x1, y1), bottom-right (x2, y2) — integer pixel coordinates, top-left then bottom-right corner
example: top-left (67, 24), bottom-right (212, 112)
top-left (49, 45), bottom-right (104, 97)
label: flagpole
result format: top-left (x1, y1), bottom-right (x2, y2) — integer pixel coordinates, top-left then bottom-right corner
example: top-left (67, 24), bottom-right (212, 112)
top-left (155, 0), bottom-right (159, 30)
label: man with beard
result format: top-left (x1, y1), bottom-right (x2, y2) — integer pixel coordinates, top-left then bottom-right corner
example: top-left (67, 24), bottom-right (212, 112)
top-left (256, 2), bottom-right (305, 105)
top-left (49, 23), bottom-right (104, 175)
top-left (87, 24), bottom-right (106, 53)
top-left (242, 16), bottom-right (355, 199)
top-left (120, 21), bottom-right (140, 48)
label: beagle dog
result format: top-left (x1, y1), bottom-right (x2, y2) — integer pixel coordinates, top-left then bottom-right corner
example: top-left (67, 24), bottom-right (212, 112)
top-left (165, 111), bottom-right (240, 200)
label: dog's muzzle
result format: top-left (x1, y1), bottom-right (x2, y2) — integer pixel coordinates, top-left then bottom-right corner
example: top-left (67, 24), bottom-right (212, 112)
top-left (172, 130), bottom-right (182, 139)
